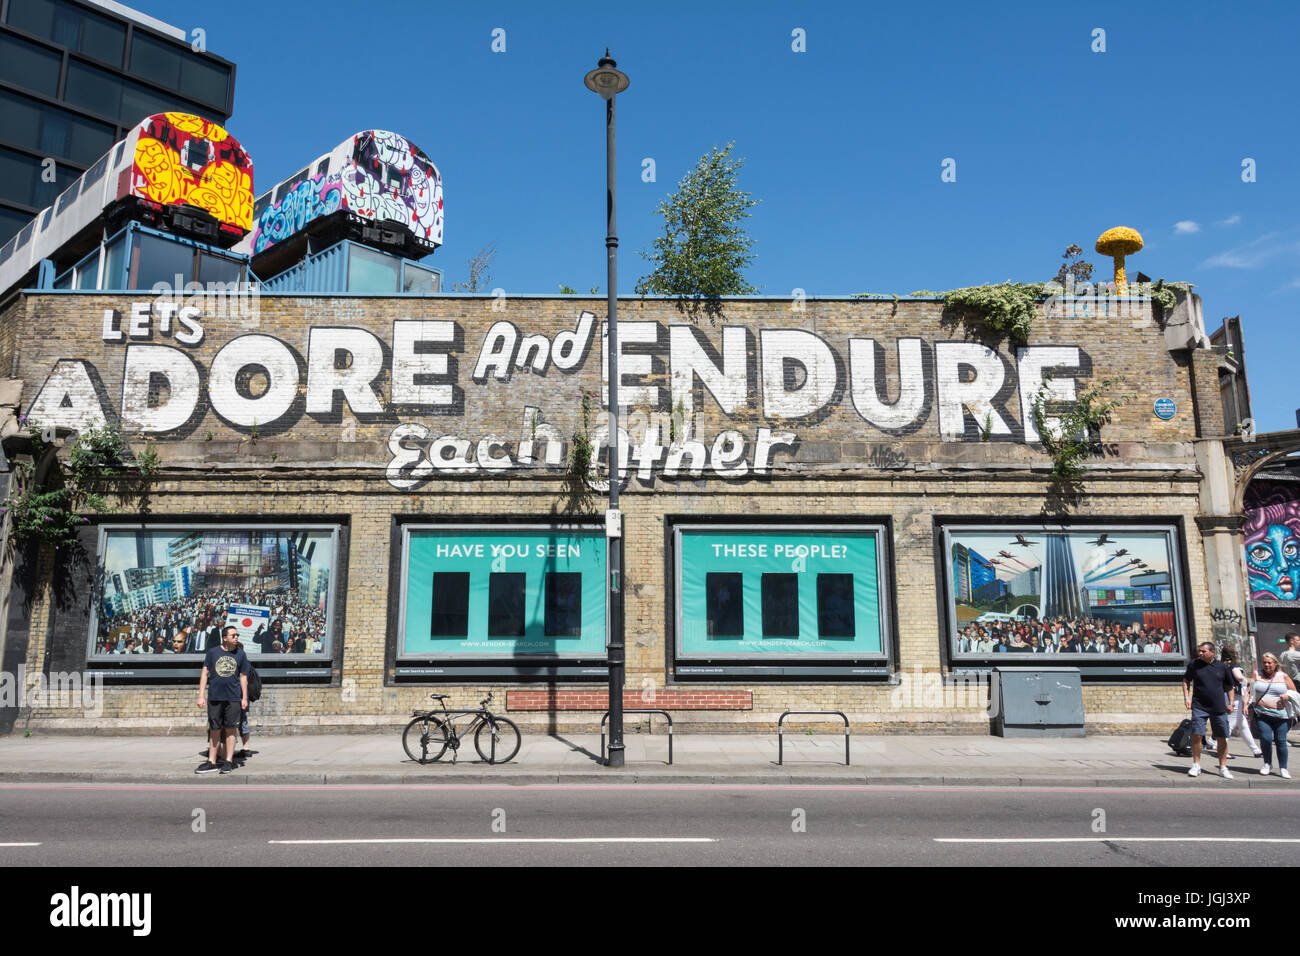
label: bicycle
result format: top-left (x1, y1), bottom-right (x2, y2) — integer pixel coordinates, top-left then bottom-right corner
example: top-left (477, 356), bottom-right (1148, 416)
top-left (402, 692), bottom-right (521, 765)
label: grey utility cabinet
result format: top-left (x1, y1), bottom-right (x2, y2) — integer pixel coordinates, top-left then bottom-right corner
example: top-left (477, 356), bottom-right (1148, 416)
top-left (990, 667), bottom-right (1085, 737)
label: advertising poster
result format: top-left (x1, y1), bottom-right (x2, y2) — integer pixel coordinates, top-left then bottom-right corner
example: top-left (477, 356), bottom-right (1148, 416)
top-left (91, 527), bottom-right (336, 658)
top-left (676, 527), bottom-right (886, 658)
top-left (945, 526), bottom-right (1185, 658)
top-left (400, 527), bottom-right (607, 658)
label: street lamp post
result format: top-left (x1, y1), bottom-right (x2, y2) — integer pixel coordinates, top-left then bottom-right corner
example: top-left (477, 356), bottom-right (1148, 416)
top-left (585, 50), bottom-right (629, 768)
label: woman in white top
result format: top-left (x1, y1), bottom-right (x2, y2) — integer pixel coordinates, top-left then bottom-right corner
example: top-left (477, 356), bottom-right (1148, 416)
top-left (1248, 652), bottom-right (1296, 778)
top-left (1220, 646), bottom-right (1262, 758)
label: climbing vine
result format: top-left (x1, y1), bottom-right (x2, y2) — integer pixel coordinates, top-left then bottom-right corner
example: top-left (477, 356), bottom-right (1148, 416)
top-left (3, 422), bottom-right (158, 550)
top-left (1029, 376), bottom-right (1128, 483)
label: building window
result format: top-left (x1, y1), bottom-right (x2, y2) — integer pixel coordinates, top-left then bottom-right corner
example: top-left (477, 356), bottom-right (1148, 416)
top-left (6, 0), bottom-right (126, 66)
top-left (65, 59), bottom-right (212, 127)
top-left (0, 89), bottom-right (117, 166)
top-left (347, 244), bottom-right (400, 293)
top-left (128, 32), bottom-right (229, 108)
top-left (402, 261), bottom-right (439, 294)
top-left (0, 32), bottom-right (62, 97)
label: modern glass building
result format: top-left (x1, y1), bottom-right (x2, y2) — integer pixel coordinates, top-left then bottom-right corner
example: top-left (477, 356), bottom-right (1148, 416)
top-left (0, 0), bottom-right (235, 244)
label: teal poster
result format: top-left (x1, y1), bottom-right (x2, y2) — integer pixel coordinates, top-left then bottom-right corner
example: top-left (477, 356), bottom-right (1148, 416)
top-left (678, 529), bottom-right (884, 657)
top-left (401, 528), bottom-right (607, 657)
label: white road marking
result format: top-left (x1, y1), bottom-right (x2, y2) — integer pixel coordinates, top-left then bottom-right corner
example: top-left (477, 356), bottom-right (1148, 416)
top-left (269, 837), bottom-right (717, 845)
top-left (936, 837), bottom-right (1300, 844)
top-left (0, 842), bottom-right (40, 847)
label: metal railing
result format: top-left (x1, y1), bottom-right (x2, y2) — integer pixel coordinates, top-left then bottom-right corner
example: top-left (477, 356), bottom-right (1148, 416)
top-left (777, 710), bottom-right (850, 766)
top-left (600, 709), bottom-right (673, 765)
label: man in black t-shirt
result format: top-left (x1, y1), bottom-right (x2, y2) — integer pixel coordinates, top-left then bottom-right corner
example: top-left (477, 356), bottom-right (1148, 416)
top-left (1182, 642), bottom-right (1237, 779)
top-left (196, 626), bottom-right (249, 774)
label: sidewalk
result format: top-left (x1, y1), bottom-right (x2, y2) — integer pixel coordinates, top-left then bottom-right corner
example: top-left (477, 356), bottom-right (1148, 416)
top-left (1, 729), bottom-right (1296, 787)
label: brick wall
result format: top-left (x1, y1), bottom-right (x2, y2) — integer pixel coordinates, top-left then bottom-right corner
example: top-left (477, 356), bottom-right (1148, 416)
top-left (0, 292), bottom-right (1217, 734)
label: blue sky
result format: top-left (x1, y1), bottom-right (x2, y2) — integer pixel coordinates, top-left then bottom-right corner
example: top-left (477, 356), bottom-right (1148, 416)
top-left (141, 0), bottom-right (1300, 431)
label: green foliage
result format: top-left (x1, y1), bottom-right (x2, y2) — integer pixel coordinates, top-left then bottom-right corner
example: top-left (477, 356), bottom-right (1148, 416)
top-left (1053, 244), bottom-right (1095, 287)
top-left (1142, 279), bottom-right (1193, 314)
top-left (563, 389), bottom-right (597, 513)
top-left (942, 282), bottom-right (1047, 342)
top-left (635, 142), bottom-right (760, 298)
top-left (3, 422), bottom-right (155, 550)
top-left (1029, 376), bottom-right (1128, 483)
top-left (559, 284), bottom-right (577, 295)
top-left (451, 242), bottom-right (497, 293)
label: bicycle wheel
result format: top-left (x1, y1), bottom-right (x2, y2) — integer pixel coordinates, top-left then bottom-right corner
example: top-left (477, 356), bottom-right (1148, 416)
top-left (403, 715), bottom-right (450, 764)
top-left (474, 716), bottom-right (521, 764)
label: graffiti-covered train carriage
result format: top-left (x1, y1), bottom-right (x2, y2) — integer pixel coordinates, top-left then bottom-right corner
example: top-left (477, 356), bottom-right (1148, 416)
top-left (235, 130), bottom-right (443, 282)
top-left (0, 113), bottom-right (253, 297)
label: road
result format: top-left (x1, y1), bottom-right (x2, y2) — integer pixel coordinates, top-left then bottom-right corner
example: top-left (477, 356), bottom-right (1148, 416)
top-left (2, 782), bottom-right (1298, 866)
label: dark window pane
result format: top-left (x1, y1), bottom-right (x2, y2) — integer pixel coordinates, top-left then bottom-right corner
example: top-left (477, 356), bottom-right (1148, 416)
top-left (128, 32), bottom-right (180, 89)
top-left (0, 33), bottom-right (61, 96)
top-left (180, 55), bottom-right (229, 108)
top-left (127, 232), bottom-right (194, 291)
top-left (77, 8), bottom-right (124, 64)
top-left (0, 89), bottom-right (117, 165)
top-left (817, 573), bottom-right (855, 638)
top-left (429, 571), bottom-right (469, 637)
top-left (761, 573), bottom-right (799, 637)
top-left (544, 572), bottom-right (582, 637)
top-left (488, 572), bottom-right (525, 637)
top-left (0, 146), bottom-right (75, 208)
top-left (197, 251), bottom-right (242, 286)
top-left (65, 60), bottom-right (120, 119)
top-left (705, 572), bottom-right (743, 637)
top-left (0, 208), bottom-right (30, 245)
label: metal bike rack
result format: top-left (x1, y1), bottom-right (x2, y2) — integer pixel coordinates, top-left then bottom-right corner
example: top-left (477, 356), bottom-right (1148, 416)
top-left (600, 709), bottom-right (673, 764)
top-left (777, 710), bottom-right (850, 766)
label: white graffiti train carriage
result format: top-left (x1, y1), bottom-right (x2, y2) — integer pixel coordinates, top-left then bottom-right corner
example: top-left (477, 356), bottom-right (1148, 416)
top-left (235, 130), bottom-right (444, 288)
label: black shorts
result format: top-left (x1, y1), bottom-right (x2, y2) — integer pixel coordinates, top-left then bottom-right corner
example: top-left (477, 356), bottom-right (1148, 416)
top-left (207, 700), bottom-right (241, 731)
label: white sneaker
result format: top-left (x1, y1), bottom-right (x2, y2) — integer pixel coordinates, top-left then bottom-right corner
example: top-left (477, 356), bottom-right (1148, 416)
top-left (1188, 764), bottom-right (1202, 777)
top-left (1281, 769), bottom-right (1292, 780)
top-left (1220, 766), bottom-right (1233, 779)
top-left (1260, 764), bottom-right (1271, 776)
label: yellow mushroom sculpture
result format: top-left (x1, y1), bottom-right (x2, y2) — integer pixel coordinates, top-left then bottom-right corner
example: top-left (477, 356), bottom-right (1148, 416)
top-left (1095, 227), bottom-right (1144, 295)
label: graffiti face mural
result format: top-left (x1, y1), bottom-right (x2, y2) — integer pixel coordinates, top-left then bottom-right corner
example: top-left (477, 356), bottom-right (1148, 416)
top-left (1244, 483), bottom-right (1300, 601)
top-left (129, 113), bottom-right (253, 230)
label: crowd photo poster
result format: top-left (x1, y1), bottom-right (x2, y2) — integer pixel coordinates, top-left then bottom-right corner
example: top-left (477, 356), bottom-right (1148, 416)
top-left (91, 526), bottom-right (336, 658)
top-left (945, 525), bottom-right (1186, 659)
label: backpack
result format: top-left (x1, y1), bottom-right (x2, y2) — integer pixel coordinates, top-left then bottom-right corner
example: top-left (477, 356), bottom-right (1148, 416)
top-left (1167, 719), bottom-right (1194, 757)
top-left (247, 665), bottom-right (262, 703)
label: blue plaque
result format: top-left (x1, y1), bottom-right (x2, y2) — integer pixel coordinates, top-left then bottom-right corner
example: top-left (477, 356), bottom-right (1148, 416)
top-left (1153, 398), bottom-right (1176, 420)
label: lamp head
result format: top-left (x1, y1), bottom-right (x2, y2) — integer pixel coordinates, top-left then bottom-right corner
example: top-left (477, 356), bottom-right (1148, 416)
top-left (585, 48), bottom-right (629, 100)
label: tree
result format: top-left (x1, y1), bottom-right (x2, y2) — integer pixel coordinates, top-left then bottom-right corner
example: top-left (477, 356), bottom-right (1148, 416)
top-left (452, 242), bottom-right (497, 292)
top-left (1053, 244), bottom-right (1094, 288)
top-left (635, 142), bottom-right (760, 298)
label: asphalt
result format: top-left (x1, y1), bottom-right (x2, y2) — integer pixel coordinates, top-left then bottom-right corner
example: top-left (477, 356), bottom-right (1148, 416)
top-left (2, 727), bottom-right (1298, 787)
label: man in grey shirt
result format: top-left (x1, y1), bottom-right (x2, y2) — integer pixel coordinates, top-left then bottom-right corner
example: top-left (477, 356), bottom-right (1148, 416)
top-left (1280, 633), bottom-right (1300, 685)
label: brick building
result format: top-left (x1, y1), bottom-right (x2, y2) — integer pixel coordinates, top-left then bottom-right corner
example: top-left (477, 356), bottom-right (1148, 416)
top-left (0, 287), bottom-right (1245, 734)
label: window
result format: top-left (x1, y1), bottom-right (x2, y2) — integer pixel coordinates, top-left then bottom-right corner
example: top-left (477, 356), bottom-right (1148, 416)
top-left (706, 572), bottom-right (744, 637)
top-left (129, 32), bottom-right (229, 108)
top-left (0, 146), bottom-right (76, 208)
top-left (6, 0), bottom-right (125, 65)
top-left (817, 574), bottom-right (855, 638)
top-left (65, 60), bottom-right (212, 127)
top-left (0, 210), bottom-right (29, 246)
top-left (544, 572), bottom-right (582, 637)
top-left (487, 573), bottom-right (525, 637)
top-left (0, 33), bottom-right (62, 96)
top-left (761, 573), bottom-right (799, 637)
top-left (402, 262), bottom-right (438, 294)
top-left (73, 248), bottom-right (99, 289)
top-left (347, 244), bottom-right (400, 293)
top-left (429, 572), bottom-right (469, 637)
top-left (101, 231), bottom-right (126, 289)
top-left (127, 231), bottom-right (195, 291)
top-left (0, 89), bottom-right (117, 166)
top-left (197, 251), bottom-right (243, 286)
